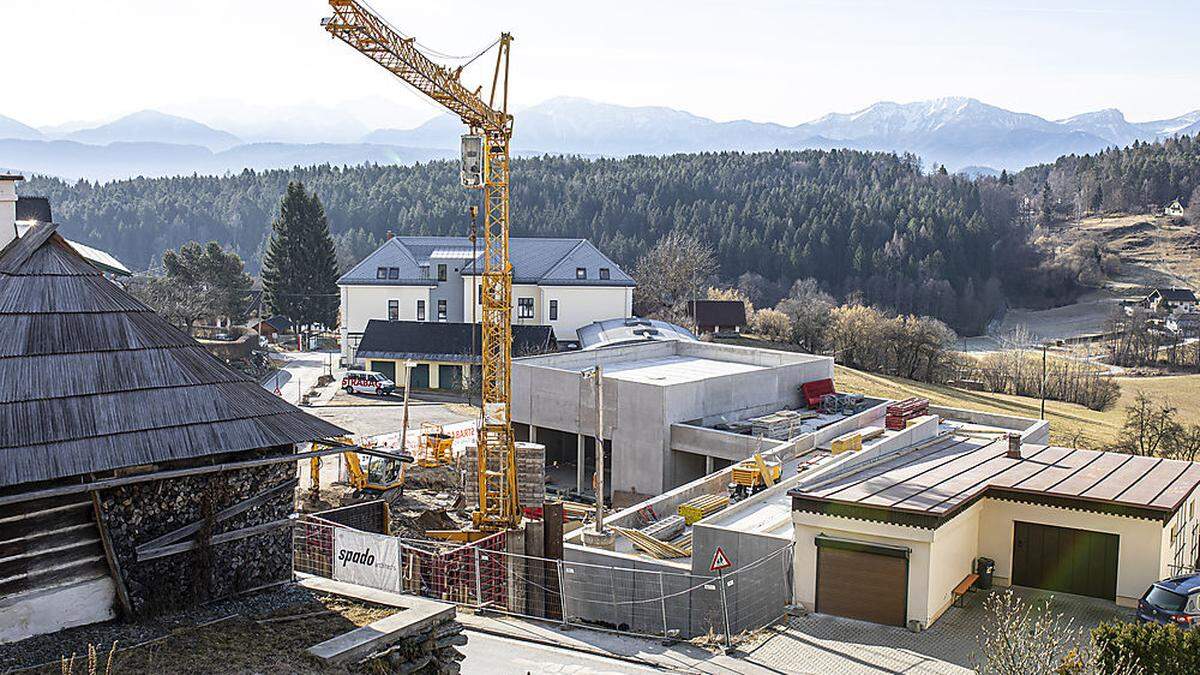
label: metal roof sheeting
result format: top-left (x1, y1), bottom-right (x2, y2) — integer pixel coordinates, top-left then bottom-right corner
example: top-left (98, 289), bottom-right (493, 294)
top-left (0, 224), bottom-right (347, 488)
top-left (792, 436), bottom-right (1200, 521)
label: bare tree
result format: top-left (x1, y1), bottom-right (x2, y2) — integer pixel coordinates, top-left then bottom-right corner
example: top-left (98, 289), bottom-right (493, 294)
top-left (977, 590), bottom-right (1141, 675)
top-left (632, 231), bottom-right (718, 318)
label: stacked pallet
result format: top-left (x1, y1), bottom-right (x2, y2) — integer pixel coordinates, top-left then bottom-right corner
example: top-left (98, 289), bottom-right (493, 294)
top-left (747, 409), bottom-right (816, 440)
top-left (678, 494), bottom-right (729, 525)
top-left (830, 431), bottom-right (862, 455)
top-left (886, 397), bottom-right (929, 430)
top-left (642, 514), bottom-right (685, 542)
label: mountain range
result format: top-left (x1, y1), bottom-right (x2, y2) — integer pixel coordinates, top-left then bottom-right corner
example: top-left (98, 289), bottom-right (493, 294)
top-left (3, 97), bottom-right (1198, 181)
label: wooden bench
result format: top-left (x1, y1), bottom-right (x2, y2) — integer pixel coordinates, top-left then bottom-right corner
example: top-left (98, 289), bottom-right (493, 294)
top-left (952, 573), bottom-right (980, 607)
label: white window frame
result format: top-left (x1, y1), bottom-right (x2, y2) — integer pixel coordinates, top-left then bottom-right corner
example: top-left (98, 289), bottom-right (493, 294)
top-left (517, 297), bottom-right (534, 319)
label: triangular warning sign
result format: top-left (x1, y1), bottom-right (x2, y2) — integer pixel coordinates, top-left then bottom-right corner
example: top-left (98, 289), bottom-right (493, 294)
top-left (710, 546), bottom-right (732, 572)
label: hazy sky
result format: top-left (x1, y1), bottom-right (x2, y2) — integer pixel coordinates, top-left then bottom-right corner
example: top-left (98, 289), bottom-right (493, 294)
top-left (6, 0), bottom-right (1198, 130)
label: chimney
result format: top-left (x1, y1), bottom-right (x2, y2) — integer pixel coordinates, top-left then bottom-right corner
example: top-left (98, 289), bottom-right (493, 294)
top-left (0, 174), bottom-right (22, 251)
top-left (386, 230), bottom-right (394, 240)
top-left (1006, 432), bottom-right (1022, 459)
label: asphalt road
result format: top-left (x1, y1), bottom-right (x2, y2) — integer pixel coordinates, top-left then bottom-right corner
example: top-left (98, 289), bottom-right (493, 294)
top-left (460, 632), bottom-right (660, 674)
top-left (261, 349), bottom-right (337, 405)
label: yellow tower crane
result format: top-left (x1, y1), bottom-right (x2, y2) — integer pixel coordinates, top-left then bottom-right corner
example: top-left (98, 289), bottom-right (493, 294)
top-left (323, 0), bottom-right (519, 538)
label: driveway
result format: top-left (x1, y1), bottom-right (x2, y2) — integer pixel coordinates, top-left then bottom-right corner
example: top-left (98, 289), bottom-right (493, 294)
top-left (739, 586), bottom-right (1134, 675)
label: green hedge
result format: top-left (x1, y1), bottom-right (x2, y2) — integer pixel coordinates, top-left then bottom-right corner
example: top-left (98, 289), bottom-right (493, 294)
top-left (1092, 620), bottom-right (1200, 673)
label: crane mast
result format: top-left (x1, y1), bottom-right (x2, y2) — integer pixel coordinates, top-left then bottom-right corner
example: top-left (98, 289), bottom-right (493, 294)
top-left (323, 0), bottom-right (519, 535)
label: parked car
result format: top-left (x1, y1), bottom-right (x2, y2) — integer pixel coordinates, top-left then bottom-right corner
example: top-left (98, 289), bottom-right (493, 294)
top-left (341, 370), bottom-right (397, 396)
top-left (1137, 574), bottom-right (1200, 627)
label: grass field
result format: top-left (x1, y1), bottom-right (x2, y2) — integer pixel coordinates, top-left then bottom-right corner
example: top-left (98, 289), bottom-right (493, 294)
top-left (835, 365), bottom-right (1200, 448)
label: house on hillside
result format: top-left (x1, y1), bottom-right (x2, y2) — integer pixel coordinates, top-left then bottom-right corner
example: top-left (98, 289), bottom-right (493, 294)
top-left (338, 235), bottom-right (635, 362)
top-left (686, 299), bottom-right (748, 334)
top-left (355, 319), bottom-right (556, 390)
top-left (253, 314), bottom-right (294, 342)
top-left (1166, 199), bottom-right (1185, 217)
top-left (1138, 287), bottom-right (1198, 315)
top-left (1166, 312), bottom-right (1200, 335)
top-left (0, 221), bottom-right (346, 644)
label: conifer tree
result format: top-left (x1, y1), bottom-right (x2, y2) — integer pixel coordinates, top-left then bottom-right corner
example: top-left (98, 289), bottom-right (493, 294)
top-left (262, 182), bottom-right (339, 340)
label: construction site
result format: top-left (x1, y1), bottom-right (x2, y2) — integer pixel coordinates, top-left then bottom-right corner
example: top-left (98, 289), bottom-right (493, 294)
top-left (8, 2), bottom-right (1200, 674)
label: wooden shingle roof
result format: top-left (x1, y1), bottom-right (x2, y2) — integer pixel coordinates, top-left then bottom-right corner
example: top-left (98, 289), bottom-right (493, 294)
top-left (0, 224), bottom-right (346, 488)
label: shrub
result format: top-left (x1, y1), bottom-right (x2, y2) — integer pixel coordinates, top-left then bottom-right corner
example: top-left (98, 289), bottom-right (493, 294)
top-left (1092, 620), bottom-right (1200, 674)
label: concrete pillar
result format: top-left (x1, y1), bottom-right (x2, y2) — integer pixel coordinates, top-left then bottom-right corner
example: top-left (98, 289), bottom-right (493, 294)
top-left (705, 455), bottom-right (714, 475)
top-left (576, 434), bottom-right (585, 492)
top-left (529, 425), bottom-right (538, 444)
top-left (429, 362), bottom-right (440, 389)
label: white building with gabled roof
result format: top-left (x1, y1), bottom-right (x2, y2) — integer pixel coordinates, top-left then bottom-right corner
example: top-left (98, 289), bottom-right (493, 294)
top-left (338, 235), bottom-right (635, 363)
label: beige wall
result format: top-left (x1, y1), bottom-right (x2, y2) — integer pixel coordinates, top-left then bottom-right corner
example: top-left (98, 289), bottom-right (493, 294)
top-left (463, 282), bottom-right (634, 341)
top-left (795, 496), bottom-right (1181, 627)
top-left (976, 498), bottom-right (1169, 607)
top-left (926, 503), bottom-right (982, 625)
top-left (792, 514), bottom-right (935, 627)
top-left (341, 285), bottom-right (430, 334)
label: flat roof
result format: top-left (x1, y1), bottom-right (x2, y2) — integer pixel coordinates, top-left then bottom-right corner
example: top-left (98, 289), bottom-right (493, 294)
top-left (792, 437), bottom-right (1200, 524)
top-left (590, 355), bottom-right (764, 385)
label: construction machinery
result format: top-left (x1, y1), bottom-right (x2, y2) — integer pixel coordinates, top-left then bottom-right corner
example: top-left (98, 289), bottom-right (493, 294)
top-left (418, 423), bottom-right (454, 467)
top-left (308, 437), bottom-right (414, 500)
top-left (323, 1), bottom-right (518, 539)
top-left (728, 453), bottom-right (781, 501)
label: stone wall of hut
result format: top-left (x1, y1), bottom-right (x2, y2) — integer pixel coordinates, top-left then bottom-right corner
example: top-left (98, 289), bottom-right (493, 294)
top-left (99, 461), bottom-right (295, 616)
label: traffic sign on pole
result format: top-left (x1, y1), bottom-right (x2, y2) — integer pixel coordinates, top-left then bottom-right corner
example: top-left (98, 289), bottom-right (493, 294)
top-left (710, 546), bottom-right (732, 572)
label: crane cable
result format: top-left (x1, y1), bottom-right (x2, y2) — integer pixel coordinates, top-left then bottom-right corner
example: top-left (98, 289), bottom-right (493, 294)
top-left (359, 0), bottom-right (502, 64)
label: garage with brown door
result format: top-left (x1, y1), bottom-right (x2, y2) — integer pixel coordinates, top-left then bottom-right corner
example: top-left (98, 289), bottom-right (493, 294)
top-left (815, 536), bottom-right (909, 626)
top-left (1012, 521), bottom-right (1118, 600)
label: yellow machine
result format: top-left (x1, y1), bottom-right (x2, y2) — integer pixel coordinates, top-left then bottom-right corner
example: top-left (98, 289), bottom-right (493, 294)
top-left (309, 437), bottom-right (407, 499)
top-left (324, 1), bottom-right (518, 539)
top-left (729, 454), bottom-right (781, 501)
top-left (418, 423), bottom-right (454, 468)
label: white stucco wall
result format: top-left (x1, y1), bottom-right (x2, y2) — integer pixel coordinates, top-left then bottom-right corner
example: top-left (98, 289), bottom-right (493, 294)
top-left (341, 285), bottom-right (431, 333)
top-left (792, 514), bottom-right (934, 627)
top-left (0, 577), bottom-right (117, 644)
top-left (976, 498), bottom-right (1169, 607)
top-left (463, 282), bottom-right (633, 341)
top-left (926, 503), bottom-right (982, 625)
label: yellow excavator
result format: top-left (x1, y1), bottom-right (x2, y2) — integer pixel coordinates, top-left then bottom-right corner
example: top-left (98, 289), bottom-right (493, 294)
top-left (308, 437), bottom-right (413, 500)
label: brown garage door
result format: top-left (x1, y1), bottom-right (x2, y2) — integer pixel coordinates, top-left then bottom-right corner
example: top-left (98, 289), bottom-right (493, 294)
top-left (1012, 521), bottom-right (1118, 600)
top-left (816, 537), bottom-right (908, 626)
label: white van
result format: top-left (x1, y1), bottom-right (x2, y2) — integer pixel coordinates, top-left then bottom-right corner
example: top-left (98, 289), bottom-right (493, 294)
top-left (340, 370), bottom-right (397, 396)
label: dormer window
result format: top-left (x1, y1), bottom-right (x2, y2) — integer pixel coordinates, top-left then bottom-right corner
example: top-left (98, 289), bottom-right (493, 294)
top-left (420, 265), bottom-right (430, 279)
top-left (599, 267), bottom-right (610, 280)
top-left (376, 267), bottom-right (387, 279)
top-left (387, 267), bottom-right (399, 280)
top-left (576, 267), bottom-right (587, 279)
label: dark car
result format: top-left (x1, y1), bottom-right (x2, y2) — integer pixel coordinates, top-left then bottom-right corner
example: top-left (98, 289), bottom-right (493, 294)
top-left (1137, 574), bottom-right (1200, 627)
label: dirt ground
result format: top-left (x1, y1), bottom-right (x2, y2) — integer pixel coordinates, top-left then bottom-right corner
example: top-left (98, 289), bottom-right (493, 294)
top-left (4, 586), bottom-right (399, 675)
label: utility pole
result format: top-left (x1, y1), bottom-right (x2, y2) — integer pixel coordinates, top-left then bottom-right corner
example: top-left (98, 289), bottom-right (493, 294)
top-left (585, 365), bottom-right (606, 533)
top-left (1040, 343), bottom-right (1048, 420)
top-left (399, 361), bottom-right (415, 488)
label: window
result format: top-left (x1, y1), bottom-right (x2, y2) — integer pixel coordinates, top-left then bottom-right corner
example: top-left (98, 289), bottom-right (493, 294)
top-left (549, 299), bottom-right (558, 321)
top-left (420, 265), bottom-right (430, 279)
top-left (477, 284), bottom-right (482, 305)
top-left (437, 299), bottom-right (448, 321)
top-left (376, 267), bottom-right (387, 279)
top-left (387, 299), bottom-right (399, 321)
top-left (417, 300), bottom-right (426, 321)
top-left (437, 263), bottom-right (447, 281)
top-left (387, 267), bottom-right (399, 280)
top-left (518, 297), bottom-right (534, 319)
top-left (576, 267), bottom-right (587, 279)
top-left (599, 267), bottom-right (610, 280)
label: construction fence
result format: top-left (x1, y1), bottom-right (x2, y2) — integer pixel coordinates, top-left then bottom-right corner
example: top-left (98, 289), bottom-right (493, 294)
top-left (292, 515), bottom-right (794, 646)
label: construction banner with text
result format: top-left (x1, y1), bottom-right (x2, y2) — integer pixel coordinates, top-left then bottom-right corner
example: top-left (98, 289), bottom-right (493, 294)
top-left (332, 527), bottom-right (401, 592)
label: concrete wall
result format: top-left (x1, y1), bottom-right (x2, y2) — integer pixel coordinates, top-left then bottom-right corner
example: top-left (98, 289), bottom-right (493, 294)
top-left (976, 498), bottom-right (1168, 607)
top-left (514, 341), bottom-right (833, 497)
top-left (929, 405), bottom-right (1049, 444)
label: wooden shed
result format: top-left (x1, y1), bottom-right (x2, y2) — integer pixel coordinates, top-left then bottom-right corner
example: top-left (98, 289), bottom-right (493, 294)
top-left (0, 224), bottom-right (347, 644)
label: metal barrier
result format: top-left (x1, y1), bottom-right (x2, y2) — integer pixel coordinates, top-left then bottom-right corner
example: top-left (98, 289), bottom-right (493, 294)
top-left (292, 515), bottom-right (794, 647)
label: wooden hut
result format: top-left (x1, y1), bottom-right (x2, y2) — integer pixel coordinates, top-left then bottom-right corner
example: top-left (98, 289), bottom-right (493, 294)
top-left (0, 224), bottom-right (347, 643)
